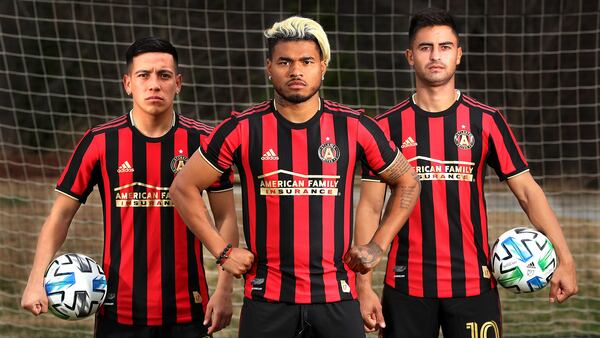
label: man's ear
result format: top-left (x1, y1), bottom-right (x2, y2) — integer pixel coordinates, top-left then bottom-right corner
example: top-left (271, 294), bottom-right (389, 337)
top-left (405, 48), bottom-right (414, 66)
top-left (123, 74), bottom-right (131, 95)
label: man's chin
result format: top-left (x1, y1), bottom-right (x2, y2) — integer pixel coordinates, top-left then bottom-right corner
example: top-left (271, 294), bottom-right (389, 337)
top-left (275, 86), bottom-right (320, 104)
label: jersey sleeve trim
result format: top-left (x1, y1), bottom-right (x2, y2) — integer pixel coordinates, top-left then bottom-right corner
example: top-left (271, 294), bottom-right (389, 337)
top-left (206, 186), bottom-right (234, 193)
top-left (505, 168), bottom-right (530, 181)
top-left (375, 149), bottom-right (401, 175)
top-left (198, 147), bottom-right (225, 174)
top-left (54, 188), bottom-right (84, 203)
top-left (361, 177), bottom-right (383, 183)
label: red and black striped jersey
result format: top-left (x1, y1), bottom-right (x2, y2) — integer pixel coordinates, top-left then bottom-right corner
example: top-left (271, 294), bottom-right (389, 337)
top-left (364, 92), bottom-right (529, 298)
top-left (56, 113), bottom-right (233, 325)
top-left (201, 100), bottom-right (398, 304)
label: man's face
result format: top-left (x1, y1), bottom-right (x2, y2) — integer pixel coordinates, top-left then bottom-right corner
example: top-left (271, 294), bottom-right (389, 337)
top-left (267, 40), bottom-right (326, 104)
top-left (405, 25), bottom-right (462, 87)
top-left (123, 52), bottom-right (181, 117)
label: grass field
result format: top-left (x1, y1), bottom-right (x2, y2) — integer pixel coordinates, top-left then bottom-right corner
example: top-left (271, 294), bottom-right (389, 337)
top-left (0, 179), bottom-right (598, 338)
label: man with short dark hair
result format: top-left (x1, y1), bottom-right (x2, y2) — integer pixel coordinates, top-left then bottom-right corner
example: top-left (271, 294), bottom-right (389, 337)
top-left (356, 8), bottom-right (578, 338)
top-left (21, 37), bottom-right (237, 337)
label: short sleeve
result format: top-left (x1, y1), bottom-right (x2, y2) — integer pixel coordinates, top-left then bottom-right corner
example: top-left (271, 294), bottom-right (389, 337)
top-left (55, 130), bottom-right (101, 204)
top-left (357, 114), bottom-right (399, 176)
top-left (485, 111), bottom-right (529, 181)
top-left (199, 117), bottom-right (240, 174)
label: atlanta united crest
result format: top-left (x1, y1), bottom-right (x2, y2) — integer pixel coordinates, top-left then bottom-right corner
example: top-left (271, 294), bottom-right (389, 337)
top-left (454, 130), bottom-right (475, 150)
top-left (318, 143), bottom-right (340, 163)
top-left (170, 155), bottom-right (188, 173)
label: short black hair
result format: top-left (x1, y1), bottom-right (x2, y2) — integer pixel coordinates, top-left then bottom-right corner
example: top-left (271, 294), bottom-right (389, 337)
top-left (408, 8), bottom-right (459, 47)
top-left (125, 37), bottom-right (178, 70)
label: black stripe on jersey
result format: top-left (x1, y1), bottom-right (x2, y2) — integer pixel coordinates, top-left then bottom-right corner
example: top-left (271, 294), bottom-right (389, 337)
top-left (470, 112), bottom-right (491, 293)
top-left (186, 131), bottom-right (205, 321)
top-left (186, 228), bottom-right (204, 322)
top-left (161, 135), bottom-right (176, 324)
top-left (415, 113), bottom-right (437, 297)
top-left (132, 136), bottom-right (148, 324)
top-left (205, 119), bottom-right (238, 172)
top-left (307, 121), bottom-right (326, 303)
top-left (333, 114), bottom-right (351, 300)
top-left (58, 132), bottom-right (96, 203)
top-left (387, 111), bottom-right (410, 292)
top-left (249, 117), bottom-right (268, 300)
top-left (278, 124), bottom-right (296, 301)
top-left (490, 112), bottom-right (527, 178)
top-left (105, 128), bottom-right (121, 319)
top-left (444, 112), bottom-right (467, 297)
top-left (359, 115), bottom-right (397, 172)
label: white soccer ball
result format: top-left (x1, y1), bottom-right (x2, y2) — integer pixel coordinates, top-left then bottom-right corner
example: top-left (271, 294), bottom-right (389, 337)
top-left (491, 227), bottom-right (557, 293)
top-left (44, 253), bottom-right (107, 320)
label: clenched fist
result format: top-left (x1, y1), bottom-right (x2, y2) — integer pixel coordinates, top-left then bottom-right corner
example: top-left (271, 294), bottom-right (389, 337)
top-left (344, 242), bottom-right (384, 274)
top-left (221, 248), bottom-right (254, 278)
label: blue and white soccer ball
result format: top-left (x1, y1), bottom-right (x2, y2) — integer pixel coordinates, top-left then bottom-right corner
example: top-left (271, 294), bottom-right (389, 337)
top-left (44, 253), bottom-right (107, 320)
top-left (491, 227), bottom-right (557, 293)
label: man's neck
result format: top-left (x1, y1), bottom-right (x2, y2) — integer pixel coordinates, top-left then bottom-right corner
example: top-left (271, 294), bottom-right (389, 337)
top-left (130, 108), bottom-right (175, 138)
top-left (413, 82), bottom-right (458, 113)
top-left (274, 94), bottom-right (321, 124)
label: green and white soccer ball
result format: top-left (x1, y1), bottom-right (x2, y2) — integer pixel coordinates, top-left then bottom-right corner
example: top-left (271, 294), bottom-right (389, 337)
top-left (491, 227), bottom-right (556, 293)
top-left (44, 253), bottom-right (107, 320)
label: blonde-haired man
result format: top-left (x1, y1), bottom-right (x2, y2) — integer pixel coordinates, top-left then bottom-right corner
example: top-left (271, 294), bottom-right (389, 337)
top-left (170, 16), bottom-right (420, 337)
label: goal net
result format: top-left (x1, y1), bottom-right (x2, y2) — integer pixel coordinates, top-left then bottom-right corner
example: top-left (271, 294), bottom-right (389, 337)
top-left (1, 1), bottom-right (598, 337)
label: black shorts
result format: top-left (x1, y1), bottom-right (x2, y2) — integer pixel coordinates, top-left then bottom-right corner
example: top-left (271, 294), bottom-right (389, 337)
top-left (94, 314), bottom-right (209, 338)
top-left (238, 297), bottom-right (365, 338)
top-left (381, 285), bottom-right (502, 338)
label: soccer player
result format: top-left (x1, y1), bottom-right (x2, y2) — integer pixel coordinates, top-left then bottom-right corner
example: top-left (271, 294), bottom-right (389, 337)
top-left (21, 37), bottom-right (237, 337)
top-left (170, 16), bottom-right (420, 338)
top-left (356, 8), bottom-right (578, 338)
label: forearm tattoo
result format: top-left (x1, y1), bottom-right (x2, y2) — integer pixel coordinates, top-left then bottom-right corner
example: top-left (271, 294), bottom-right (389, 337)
top-left (399, 174), bottom-right (420, 209)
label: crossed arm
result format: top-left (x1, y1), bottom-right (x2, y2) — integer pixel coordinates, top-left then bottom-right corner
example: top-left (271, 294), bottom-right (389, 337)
top-left (344, 152), bottom-right (420, 274)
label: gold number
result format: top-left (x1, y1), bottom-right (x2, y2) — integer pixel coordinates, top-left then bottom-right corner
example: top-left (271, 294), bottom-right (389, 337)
top-left (466, 321), bottom-right (499, 338)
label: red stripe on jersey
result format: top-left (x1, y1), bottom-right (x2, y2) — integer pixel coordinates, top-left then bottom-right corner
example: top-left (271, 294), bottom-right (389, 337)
top-left (236, 101), bottom-right (270, 118)
top-left (402, 108), bottom-right (425, 297)
top-left (377, 98), bottom-right (411, 121)
top-left (429, 117), bottom-right (452, 298)
top-left (195, 239), bottom-right (210, 313)
top-left (117, 127), bottom-right (134, 324)
top-left (98, 134), bottom-right (111, 317)
top-left (456, 104), bottom-right (480, 296)
top-left (91, 115), bottom-right (128, 133)
top-left (323, 100), bottom-right (361, 115)
top-left (173, 128), bottom-right (192, 320)
top-left (56, 130), bottom-right (92, 188)
top-left (292, 128), bottom-right (311, 303)
top-left (381, 112), bottom-right (399, 289)
top-left (486, 114), bottom-right (518, 175)
top-left (343, 117), bottom-right (358, 299)
top-left (320, 113), bottom-right (341, 303)
top-left (262, 114), bottom-right (282, 301)
top-left (240, 119), bottom-right (258, 299)
top-left (145, 142), bottom-right (163, 323)
top-left (494, 112), bottom-right (527, 166)
top-left (480, 115), bottom-right (493, 279)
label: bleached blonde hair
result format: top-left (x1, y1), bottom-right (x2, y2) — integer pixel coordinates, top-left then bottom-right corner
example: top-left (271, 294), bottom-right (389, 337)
top-left (264, 16), bottom-right (331, 65)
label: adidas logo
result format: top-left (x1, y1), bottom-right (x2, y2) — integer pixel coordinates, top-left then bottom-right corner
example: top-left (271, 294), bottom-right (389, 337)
top-left (117, 161), bottom-right (134, 173)
top-left (261, 149), bottom-right (279, 160)
top-left (401, 136), bottom-right (418, 148)
top-left (527, 262), bottom-right (535, 268)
